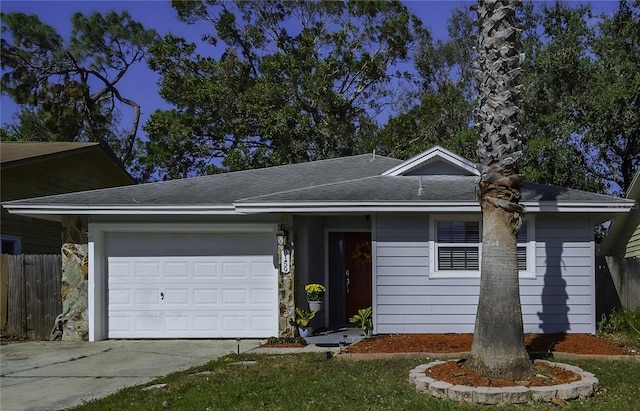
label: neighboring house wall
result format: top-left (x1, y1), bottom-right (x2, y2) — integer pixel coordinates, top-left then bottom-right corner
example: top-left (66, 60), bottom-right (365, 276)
top-left (1, 150), bottom-right (132, 254)
top-left (620, 210), bottom-right (640, 258)
top-left (604, 206), bottom-right (640, 258)
top-left (373, 213), bottom-right (595, 334)
top-left (597, 170), bottom-right (639, 310)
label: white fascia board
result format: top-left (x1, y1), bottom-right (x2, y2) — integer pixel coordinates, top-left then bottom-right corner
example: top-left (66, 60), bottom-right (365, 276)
top-left (236, 202), bottom-right (482, 213)
top-left (236, 200), bottom-right (634, 214)
top-left (522, 201), bottom-right (634, 213)
top-left (382, 146), bottom-right (480, 176)
top-left (90, 222), bottom-right (277, 233)
top-left (2, 204), bottom-right (237, 215)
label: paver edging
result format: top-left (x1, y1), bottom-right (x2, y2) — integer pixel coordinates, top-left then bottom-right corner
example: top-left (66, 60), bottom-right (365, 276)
top-left (333, 349), bottom-right (637, 362)
top-left (333, 351), bottom-right (470, 361)
top-left (409, 359), bottom-right (599, 405)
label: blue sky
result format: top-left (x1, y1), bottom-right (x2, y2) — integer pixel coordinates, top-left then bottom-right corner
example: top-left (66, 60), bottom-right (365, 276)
top-left (0, 0), bottom-right (620, 133)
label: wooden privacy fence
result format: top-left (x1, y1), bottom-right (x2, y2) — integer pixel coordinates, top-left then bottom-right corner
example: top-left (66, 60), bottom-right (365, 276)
top-left (1, 254), bottom-right (62, 340)
top-left (605, 256), bottom-right (640, 310)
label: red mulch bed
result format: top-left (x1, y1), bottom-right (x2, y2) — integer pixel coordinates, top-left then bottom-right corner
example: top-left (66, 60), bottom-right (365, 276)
top-left (347, 333), bottom-right (627, 355)
top-left (427, 360), bottom-right (581, 387)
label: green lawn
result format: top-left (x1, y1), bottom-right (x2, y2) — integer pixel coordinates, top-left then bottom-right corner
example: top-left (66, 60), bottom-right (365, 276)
top-left (70, 353), bottom-right (640, 410)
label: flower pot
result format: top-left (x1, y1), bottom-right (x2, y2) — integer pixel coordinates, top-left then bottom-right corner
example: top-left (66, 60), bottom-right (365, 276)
top-left (308, 300), bottom-right (323, 312)
top-left (298, 326), bottom-right (313, 338)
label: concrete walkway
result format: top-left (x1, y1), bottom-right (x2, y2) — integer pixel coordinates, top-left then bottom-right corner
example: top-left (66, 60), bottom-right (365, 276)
top-left (1, 339), bottom-right (261, 411)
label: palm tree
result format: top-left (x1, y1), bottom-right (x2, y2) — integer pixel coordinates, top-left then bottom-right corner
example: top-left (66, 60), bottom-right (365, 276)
top-left (465, 0), bottom-right (533, 380)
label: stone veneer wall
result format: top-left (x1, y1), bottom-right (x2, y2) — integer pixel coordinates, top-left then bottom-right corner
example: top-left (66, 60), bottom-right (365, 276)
top-left (60, 216), bottom-right (89, 341)
top-left (278, 215), bottom-right (296, 338)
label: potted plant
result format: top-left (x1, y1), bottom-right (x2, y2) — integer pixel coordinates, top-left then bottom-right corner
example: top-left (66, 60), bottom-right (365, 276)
top-left (305, 283), bottom-right (326, 311)
top-left (349, 306), bottom-right (373, 337)
top-left (294, 307), bottom-right (317, 338)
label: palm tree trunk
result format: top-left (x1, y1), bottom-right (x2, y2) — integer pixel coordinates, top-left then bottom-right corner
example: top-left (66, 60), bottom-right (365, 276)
top-left (465, 0), bottom-right (533, 380)
top-left (467, 185), bottom-right (532, 379)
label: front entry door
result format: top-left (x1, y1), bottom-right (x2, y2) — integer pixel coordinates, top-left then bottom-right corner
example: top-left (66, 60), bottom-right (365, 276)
top-left (344, 232), bottom-right (372, 321)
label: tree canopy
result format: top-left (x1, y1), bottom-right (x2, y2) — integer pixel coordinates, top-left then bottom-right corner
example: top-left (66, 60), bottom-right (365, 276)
top-left (1, 11), bottom-right (157, 171)
top-left (141, 0), bottom-right (429, 179)
top-left (519, 0), bottom-right (639, 194)
top-left (376, 0), bottom-right (639, 195)
top-left (1, 1), bottom-right (637, 191)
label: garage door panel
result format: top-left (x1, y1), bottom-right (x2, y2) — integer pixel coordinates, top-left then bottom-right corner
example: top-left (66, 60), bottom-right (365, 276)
top-left (194, 262), bottom-right (218, 278)
top-left (252, 316), bottom-right (278, 331)
top-left (108, 246), bottom-right (277, 338)
top-left (223, 289), bottom-right (247, 304)
top-left (165, 262), bottom-right (190, 278)
top-left (165, 289), bottom-right (189, 304)
top-left (108, 261), bottom-right (131, 278)
top-left (194, 289), bottom-right (217, 304)
top-left (135, 314), bottom-right (162, 332)
top-left (194, 315), bottom-right (219, 332)
top-left (108, 315), bottom-right (131, 332)
top-left (165, 315), bottom-right (190, 332)
top-left (135, 262), bottom-right (162, 279)
top-left (136, 289), bottom-right (162, 305)
top-left (221, 262), bottom-right (248, 278)
top-left (108, 289), bottom-right (131, 305)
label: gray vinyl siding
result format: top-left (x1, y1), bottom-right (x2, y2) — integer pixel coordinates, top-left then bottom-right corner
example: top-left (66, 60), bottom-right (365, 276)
top-left (374, 213), bottom-right (595, 335)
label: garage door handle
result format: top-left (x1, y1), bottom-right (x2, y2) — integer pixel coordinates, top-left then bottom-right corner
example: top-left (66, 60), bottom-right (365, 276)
top-left (160, 292), bottom-right (165, 300)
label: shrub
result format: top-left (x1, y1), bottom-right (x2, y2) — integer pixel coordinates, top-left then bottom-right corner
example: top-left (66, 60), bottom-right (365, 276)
top-left (598, 307), bottom-right (640, 335)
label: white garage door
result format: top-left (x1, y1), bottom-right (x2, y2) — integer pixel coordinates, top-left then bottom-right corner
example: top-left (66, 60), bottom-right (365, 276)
top-left (106, 232), bottom-right (278, 339)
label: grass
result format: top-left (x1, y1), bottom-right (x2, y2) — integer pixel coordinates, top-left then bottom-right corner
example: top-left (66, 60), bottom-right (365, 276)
top-left (69, 353), bottom-right (640, 411)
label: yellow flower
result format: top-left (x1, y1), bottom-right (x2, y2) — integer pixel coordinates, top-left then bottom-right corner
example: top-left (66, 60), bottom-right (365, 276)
top-left (305, 283), bottom-right (326, 301)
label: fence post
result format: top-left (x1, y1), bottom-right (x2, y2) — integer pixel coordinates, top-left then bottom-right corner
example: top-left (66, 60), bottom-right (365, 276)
top-left (1, 254), bottom-right (9, 329)
top-left (5, 255), bottom-right (24, 336)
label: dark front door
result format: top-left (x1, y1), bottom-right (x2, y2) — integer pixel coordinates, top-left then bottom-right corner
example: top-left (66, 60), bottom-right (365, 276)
top-left (344, 232), bottom-right (372, 321)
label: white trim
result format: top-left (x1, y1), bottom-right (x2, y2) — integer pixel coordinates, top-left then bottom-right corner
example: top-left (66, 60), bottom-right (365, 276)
top-left (4, 200), bottom-right (633, 217)
top-left (429, 215), bottom-right (482, 278)
top-left (371, 213), bottom-right (378, 336)
top-left (428, 214), bottom-right (536, 279)
top-left (590, 217), bottom-right (597, 334)
top-left (90, 222), bottom-right (276, 233)
top-left (518, 216), bottom-right (536, 279)
top-left (3, 204), bottom-right (236, 214)
top-left (238, 203), bottom-right (482, 213)
top-left (234, 201), bottom-right (633, 214)
top-left (88, 228), bottom-right (106, 341)
top-left (381, 146), bottom-right (480, 176)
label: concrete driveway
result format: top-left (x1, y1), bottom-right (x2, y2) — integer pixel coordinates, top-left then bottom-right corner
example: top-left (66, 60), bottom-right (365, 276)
top-left (1, 339), bottom-right (261, 411)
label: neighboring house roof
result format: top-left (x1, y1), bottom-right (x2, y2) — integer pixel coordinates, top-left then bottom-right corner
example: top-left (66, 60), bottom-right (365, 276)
top-left (3, 142), bottom-right (95, 165)
top-left (2, 147), bottom-right (634, 219)
top-left (0, 141), bottom-right (133, 182)
top-left (598, 170), bottom-right (640, 257)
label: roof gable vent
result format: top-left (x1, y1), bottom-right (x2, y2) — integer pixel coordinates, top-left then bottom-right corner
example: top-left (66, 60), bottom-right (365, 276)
top-left (381, 146), bottom-right (480, 177)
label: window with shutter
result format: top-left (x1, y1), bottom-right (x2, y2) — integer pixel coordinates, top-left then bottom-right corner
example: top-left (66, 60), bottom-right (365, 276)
top-left (429, 216), bottom-right (535, 278)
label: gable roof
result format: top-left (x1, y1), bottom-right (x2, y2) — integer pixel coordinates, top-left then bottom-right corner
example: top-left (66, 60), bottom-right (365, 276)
top-left (382, 146), bottom-right (479, 176)
top-left (2, 148), bottom-right (633, 219)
